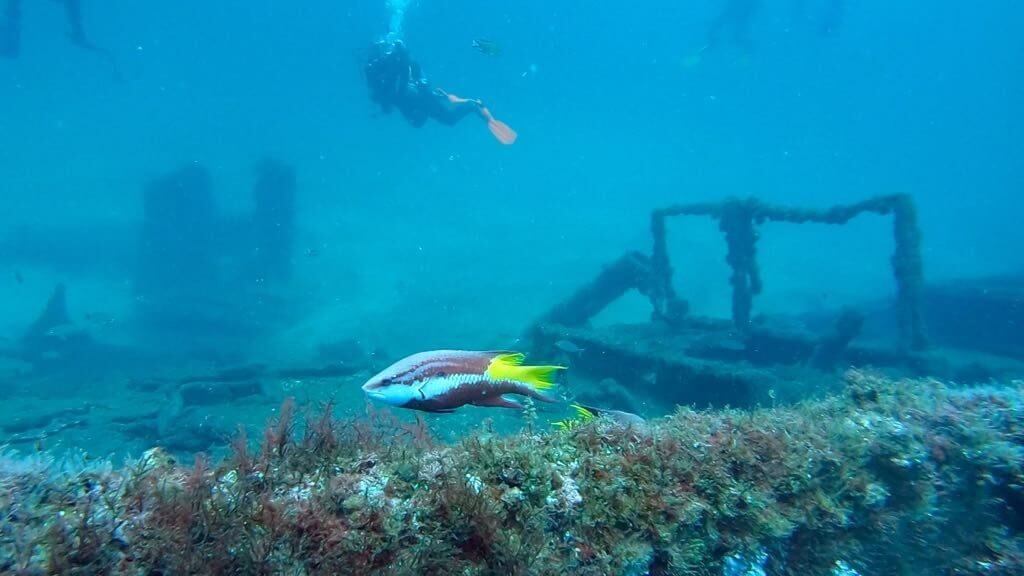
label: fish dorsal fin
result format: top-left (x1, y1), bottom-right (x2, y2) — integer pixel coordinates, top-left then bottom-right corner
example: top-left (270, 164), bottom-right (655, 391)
top-left (492, 352), bottom-right (525, 366)
top-left (23, 284), bottom-right (71, 341)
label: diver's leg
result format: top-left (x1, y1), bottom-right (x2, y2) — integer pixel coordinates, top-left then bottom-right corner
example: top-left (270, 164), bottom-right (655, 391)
top-left (61, 0), bottom-right (121, 79)
top-left (820, 0), bottom-right (844, 37)
top-left (704, 1), bottom-right (731, 51)
top-left (732, 0), bottom-right (756, 54)
top-left (430, 97), bottom-right (477, 126)
top-left (0, 0), bottom-right (21, 58)
top-left (62, 0), bottom-right (94, 49)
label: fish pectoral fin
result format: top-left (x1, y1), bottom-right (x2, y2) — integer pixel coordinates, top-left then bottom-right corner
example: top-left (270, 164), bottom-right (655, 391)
top-left (472, 395), bottom-right (524, 410)
top-left (413, 381), bottom-right (427, 400)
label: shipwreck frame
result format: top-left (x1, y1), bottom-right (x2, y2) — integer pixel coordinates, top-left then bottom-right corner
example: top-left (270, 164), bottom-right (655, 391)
top-left (531, 194), bottom-right (931, 407)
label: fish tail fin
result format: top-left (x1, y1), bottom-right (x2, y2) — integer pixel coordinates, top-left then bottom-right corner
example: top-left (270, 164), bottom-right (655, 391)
top-left (552, 405), bottom-right (596, 431)
top-left (486, 352), bottom-right (563, 391)
top-left (571, 404), bottom-right (597, 421)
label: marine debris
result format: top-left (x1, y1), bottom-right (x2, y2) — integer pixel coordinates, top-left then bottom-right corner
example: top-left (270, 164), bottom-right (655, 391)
top-left (648, 195), bottom-right (925, 350)
top-left (21, 283), bottom-right (71, 344)
top-left (248, 158), bottom-right (297, 285)
top-left (918, 275), bottom-right (1024, 359)
top-left (0, 284), bottom-right (151, 379)
top-left (529, 195), bottom-right (1017, 409)
top-left (0, 372), bottom-right (1021, 574)
top-left (134, 159), bottom-right (300, 352)
top-left (134, 163), bottom-right (221, 331)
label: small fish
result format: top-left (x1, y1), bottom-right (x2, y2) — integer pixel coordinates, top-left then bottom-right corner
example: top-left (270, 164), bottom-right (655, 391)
top-left (471, 38), bottom-right (502, 57)
top-left (554, 403), bottom-right (647, 432)
top-left (362, 350), bottom-right (563, 413)
top-left (552, 404), bottom-right (597, 431)
top-left (578, 404), bottom-right (647, 429)
top-left (554, 339), bottom-right (584, 355)
top-left (14, 271), bottom-right (24, 284)
top-left (83, 312), bottom-right (117, 326)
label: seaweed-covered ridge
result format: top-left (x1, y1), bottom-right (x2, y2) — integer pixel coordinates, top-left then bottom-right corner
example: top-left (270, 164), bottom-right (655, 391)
top-left (2, 371), bottom-right (1022, 575)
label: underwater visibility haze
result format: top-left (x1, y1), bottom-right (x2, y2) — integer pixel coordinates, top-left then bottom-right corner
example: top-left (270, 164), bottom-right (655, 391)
top-left (1, 1), bottom-right (1023, 574)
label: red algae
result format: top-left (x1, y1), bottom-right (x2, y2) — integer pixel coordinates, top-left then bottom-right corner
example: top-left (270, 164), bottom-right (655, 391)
top-left (1, 372), bottom-right (1022, 575)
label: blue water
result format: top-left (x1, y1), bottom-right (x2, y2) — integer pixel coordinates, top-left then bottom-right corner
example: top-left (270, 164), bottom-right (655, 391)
top-left (1, 1), bottom-right (1022, 455)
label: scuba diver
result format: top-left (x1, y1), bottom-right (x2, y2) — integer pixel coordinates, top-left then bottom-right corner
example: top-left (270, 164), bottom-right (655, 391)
top-left (684, 0), bottom-right (759, 67)
top-left (364, 40), bottom-right (517, 145)
top-left (791, 0), bottom-right (845, 38)
top-left (0, 0), bottom-right (20, 57)
top-left (704, 0), bottom-right (758, 56)
top-left (819, 0), bottom-right (845, 38)
top-left (1, 0), bottom-right (117, 72)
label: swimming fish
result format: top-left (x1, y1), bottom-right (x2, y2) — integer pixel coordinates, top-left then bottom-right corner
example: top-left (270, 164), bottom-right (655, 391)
top-left (578, 403), bottom-right (647, 429)
top-left (552, 404), bottom-right (596, 431)
top-left (471, 38), bottom-right (502, 57)
top-left (361, 350), bottom-right (563, 413)
top-left (554, 339), bottom-right (585, 355)
top-left (553, 403), bottom-right (648, 432)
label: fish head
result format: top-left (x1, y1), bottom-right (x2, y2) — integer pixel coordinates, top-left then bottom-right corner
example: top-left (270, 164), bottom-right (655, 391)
top-left (361, 352), bottom-right (440, 406)
top-left (361, 350), bottom-right (483, 408)
top-left (361, 372), bottom-right (420, 407)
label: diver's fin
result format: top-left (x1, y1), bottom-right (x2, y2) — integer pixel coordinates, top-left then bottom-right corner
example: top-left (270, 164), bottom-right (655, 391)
top-left (485, 352), bottom-right (564, 391)
top-left (23, 284), bottom-right (71, 341)
top-left (473, 396), bottom-right (525, 410)
top-left (478, 106), bottom-right (517, 145)
top-left (443, 93), bottom-right (517, 144)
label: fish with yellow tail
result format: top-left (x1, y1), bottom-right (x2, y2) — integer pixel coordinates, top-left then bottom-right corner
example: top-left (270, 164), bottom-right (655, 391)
top-left (361, 350), bottom-right (564, 413)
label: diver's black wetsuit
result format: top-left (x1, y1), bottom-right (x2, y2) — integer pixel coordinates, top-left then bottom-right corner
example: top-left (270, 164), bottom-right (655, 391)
top-left (364, 41), bottom-right (477, 128)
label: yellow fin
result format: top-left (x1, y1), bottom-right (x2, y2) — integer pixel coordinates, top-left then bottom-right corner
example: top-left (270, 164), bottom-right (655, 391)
top-left (571, 404), bottom-right (596, 421)
top-left (485, 352), bottom-right (564, 391)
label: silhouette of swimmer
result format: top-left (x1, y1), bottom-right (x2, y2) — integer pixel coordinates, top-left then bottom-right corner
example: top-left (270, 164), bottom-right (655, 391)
top-left (0, 0), bottom-right (20, 57)
top-left (819, 0), bottom-right (844, 38)
top-left (1, 0), bottom-right (116, 68)
top-left (791, 0), bottom-right (844, 38)
top-left (704, 0), bottom-right (759, 55)
top-left (364, 40), bottom-right (517, 144)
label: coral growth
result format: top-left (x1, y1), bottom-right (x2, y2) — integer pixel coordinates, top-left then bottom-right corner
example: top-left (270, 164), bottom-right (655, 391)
top-left (650, 195), bottom-right (926, 348)
top-left (2, 372), bottom-right (1022, 575)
